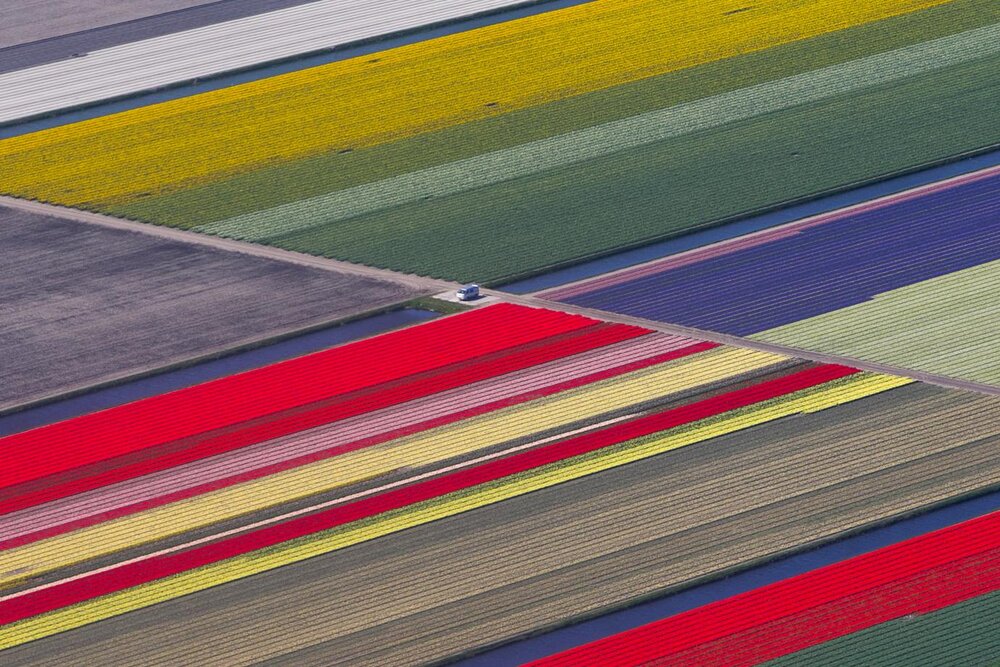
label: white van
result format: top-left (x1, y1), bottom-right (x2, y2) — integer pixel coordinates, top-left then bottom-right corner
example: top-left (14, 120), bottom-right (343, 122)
top-left (456, 284), bottom-right (480, 301)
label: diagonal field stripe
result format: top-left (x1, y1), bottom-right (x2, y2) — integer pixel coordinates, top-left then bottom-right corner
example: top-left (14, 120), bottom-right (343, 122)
top-left (0, 411), bottom-right (644, 611)
top-left (0, 346), bottom-right (776, 586)
top-left (0, 303), bottom-right (591, 497)
top-left (199, 22), bottom-right (1000, 242)
top-left (0, 306), bottom-right (617, 517)
top-left (0, 368), bottom-right (908, 649)
top-left (531, 510), bottom-right (1000, 666)
top-left (0, 335), bottom-right (701, 550)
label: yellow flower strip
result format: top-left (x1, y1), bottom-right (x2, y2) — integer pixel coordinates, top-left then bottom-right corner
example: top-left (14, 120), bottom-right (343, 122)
top-left (0, 372), bottom-right (909, 649)
top-left (0, 0), bottom-right (945, 207)
top-left (0, 347), bottom-right (782, 586)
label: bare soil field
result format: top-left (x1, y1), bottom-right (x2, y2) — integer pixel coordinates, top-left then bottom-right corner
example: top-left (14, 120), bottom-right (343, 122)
top-left (0, 205), bottom-right (422, 411)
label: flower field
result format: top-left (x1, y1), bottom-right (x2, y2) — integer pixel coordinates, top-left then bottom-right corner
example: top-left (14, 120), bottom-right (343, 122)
top-left (4, 303), bottom-right (983, 660)
top-left (3, 0), bottom-right (1000, 662)
top-left (1, 0), bottom-right (990, 281)
top-left (530, 508), bottom-right (1000, 666)
top-left (551, 165), bottom-right (1000, 388)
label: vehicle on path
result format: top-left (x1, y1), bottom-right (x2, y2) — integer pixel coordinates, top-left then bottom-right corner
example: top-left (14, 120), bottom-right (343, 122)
top-left (457, 284), bottom-right (480, 301)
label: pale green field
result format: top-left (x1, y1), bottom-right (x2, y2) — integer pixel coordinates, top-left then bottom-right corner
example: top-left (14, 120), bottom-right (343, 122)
top-left (754, 260), bottom-right (1000, 386)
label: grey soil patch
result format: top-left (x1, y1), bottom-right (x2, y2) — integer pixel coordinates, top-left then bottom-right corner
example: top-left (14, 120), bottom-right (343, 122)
top-left (0, 205), bottom-right (423, 409)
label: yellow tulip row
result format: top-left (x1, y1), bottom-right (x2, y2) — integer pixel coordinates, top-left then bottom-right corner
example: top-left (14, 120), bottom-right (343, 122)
top-left (0, 0), bottom-right (943, 208)
top-left (0, 371), bottom-right (909, 650)
top-left (0, 346), bottom-right (781, 588)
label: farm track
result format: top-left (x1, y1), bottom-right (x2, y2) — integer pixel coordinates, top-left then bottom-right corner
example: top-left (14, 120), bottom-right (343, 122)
top-left (4, 191), bottom-right (993, 405)
top-left (500, 292), bottom-right (1000, 397)
top-left (5, 190), bottom-right (995, 405)
top-left (0, 195), bottom-right (452, 294)
top-left (4, 384), bottom-right (999, 665)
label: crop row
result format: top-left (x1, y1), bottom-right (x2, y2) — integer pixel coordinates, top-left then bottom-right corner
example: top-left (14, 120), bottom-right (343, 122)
top-left (534, 508), bottom-right (1000, 666)
top-left (0, 0), bottom-right (936, 207)
top-left (0, 362), bottom-right (903, 649)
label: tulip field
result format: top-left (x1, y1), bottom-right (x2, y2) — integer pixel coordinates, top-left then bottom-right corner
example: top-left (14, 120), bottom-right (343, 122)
top-left (2, 0), bottom-right (999, 663)
top-left (552, 165), bottom-right (1000, 388)
top-left (4, 303), bottom-right (999, 664)
top-left (2, 0), bottom-right (998, 281)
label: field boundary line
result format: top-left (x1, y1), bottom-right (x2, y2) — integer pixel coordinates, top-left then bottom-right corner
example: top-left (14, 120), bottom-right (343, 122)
top-left (0, 195), bottom-right (454, 292)
top-left (538, 162), bottom-right (1000, 299)
top-left (495, 292), bottom-right (1000, 397)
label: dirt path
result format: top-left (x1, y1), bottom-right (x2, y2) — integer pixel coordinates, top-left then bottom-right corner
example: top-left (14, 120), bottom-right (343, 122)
top-left (496, 291), bottom-right (1000, 397)
top-left (0, 196), bottom-right (455, 293)
top-left (8, 193), bottom-right (995, 399)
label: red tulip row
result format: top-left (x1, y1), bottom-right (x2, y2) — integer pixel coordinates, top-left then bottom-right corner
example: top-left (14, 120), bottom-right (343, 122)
top-left (0, 304), bottom-right (644, 515)
top-left (532, 507), bottom-right (1000, 666)
top-left (0, 363), bottom-right (852, 627)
